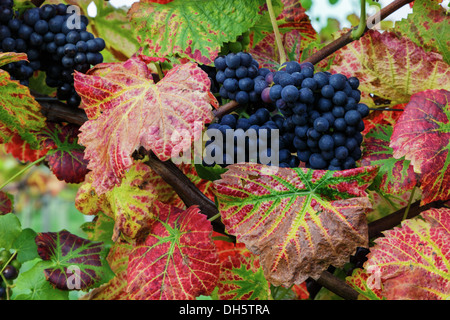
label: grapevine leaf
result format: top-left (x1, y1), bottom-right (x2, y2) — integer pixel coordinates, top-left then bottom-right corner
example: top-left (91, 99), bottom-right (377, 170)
top-left (0, 191), bottom-right (12, 215)
top-left (346, 268), bottom-right (384, 300)
top-left (12, 259), bottom-right (69, 300)
top-left (129, 0), bottom-right (265, 65)
top-left (35, 230), bottom-right (113, 291)
top-left (39, 122), bottom-right (89, 184)
top-left (80, 242), bottom-right (133, 300)
top-left (359, 123), bottom-right (418, 195)
top-left (217, 251), bottom-right (271, 300)
top-left (74, 57), bottom-right (217, 194)
top-left (329, 30), bottom-right (450, 108)
top-left (0, 53), bottom-right (46, 147)
top-left (214, 163), bottom-right (378, 287)
top-left (390, 89), bottom-right (450, 204)
top-left (4, 132), bottom-right (49, 163)
top-left (127, 202), bottom-right (220, 300)
top-left (365, 208), bottom-right (450, 300)
top-left (394, 0), bottom-right (450, 64)
top-left (76, 161), bottom-right (179, 240)
top-left (0, 213), bottom-right (22, 250)
top-left (104, 161), bottom-right (159, 241)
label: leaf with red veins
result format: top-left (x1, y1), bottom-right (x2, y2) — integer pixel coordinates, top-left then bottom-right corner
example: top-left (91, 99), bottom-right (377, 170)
top-left (4, 132), bottom-right (49, 163)
top-left (129, 0), bottom-right (264, 65)
top-left (329, 30), bottom-right (450, 108)
top-left (74, 57), bottom-right (217, 195)
top-left (390, 89), bottom-right (450, 204)
top-left (127, 202), bottom-right (220, 300)
top-left (38, 122), bottom-right (89, 184)
top-left (35, 230), bottom-right (113, 291)
top-left (361, 104), bottom-right (405, 136)
top-left (0, 191), bottom-right (12, 215)
top-left (346, 268), bottom-right (384, 300)
top-left (359, 123), bottom-right (418, 195)
top-left (217, 252), bottom-right (271, 300)
top-left (214, 163), bottom-right (378, 287)
top-left (365, 208), bottom-right (450, 300)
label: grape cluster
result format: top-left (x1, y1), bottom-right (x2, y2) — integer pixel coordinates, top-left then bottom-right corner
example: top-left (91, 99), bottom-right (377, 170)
top-left (264, 61), bottom-right (369, 170)
top-left (0, 1), bottom-right (105, 107)
top-left (0, 249), bottom-right (20, 300)
top-left (204, 108), bottom-right (300, 168)
top-left (214, 52), bottom-right (272, 106)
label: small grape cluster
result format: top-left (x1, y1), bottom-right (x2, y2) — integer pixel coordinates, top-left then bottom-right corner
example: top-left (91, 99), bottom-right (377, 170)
top-left (214, 52), bottom-right (270, 106)
top-left (0, 249), bottom-right (20, 300)
top-left (219, 31), bottom-right (250, 56)
top-left (264, 61), bottom-right (369, 170)
top-left (0, 1), bottom-right (105, 107)
top-left (204, 108), bottom-right (300, 168)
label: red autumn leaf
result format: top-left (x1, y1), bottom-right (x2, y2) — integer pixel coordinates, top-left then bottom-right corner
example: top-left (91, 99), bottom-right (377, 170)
top-left (0, 191), bottom-right (12, 215)
top-left (35, 230), bottom-right (112, 291)
top-left (4, 132), bottom-right (49, 163)
top-left (365, 208), bottom-right (450, 300)
top-left (74, 57), bottom-right (217, 195)
top-left (390, 89), bottom-right (450, 204)
top-left (214, 163), bottom-right (378, 287)
top-left (216, 251), bottom-right (271, 300)
top-left (346, 268), bottom-right (384, 300)
top-left (126, 202), bottom-right (220, 300)
top-left (329, 30), bottom-right (450, 109)
top-left (39, 122), bottom-right (89, 184)
top-left (359, 123), bottom-right (418, 195)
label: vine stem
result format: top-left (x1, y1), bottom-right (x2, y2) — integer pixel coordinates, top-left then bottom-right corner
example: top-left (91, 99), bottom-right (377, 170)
top-left (0, 156), bottom-right (46, 191)
top-left (266, 0), bottom-right (286, 66)
top-left (402, 185), bottom-right (417, 221)
top-left (351, 0), bottom-right (367, 40)
top-left (303, 0), bottom-right (414, 65)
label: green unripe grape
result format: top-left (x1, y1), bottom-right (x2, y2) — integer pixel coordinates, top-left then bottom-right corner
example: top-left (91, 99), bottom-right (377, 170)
top-left (11, 259), bottom-right (21, 271)
top-left (0, 250), bottom-right (11, 267)
top-left (229, 41), bottom-right (242, 53)
top-left (241, 31), bottom-right (250, 46)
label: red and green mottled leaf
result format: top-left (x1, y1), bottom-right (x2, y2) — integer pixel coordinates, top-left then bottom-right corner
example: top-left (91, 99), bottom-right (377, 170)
top-left (365, 208), bottom-right (450, 300)
top-left (4, 132), bottom-right (49, 163)
top-left (35, 230), bottom-right (113, 291)
top-left (359, 123), bottom-right (418, 195)
top-left (127, 202), bottom-right (220, 300)
top-left (74, 57), bottom-right (217, 194)
top-left (346, 268), bottom-right (384, 300)
top-left (104, 161), bottom-right (159, 241)
top-left (217, 251), bottom-right (271, 300)
top-left (81, 242), bottom-right (133, 300)
top-left (329, 30), bottom-right (450, 109)
top-left (0, 52), bottom-right (46, 147)
top-left (129, 0), bottom-right (265, 65)
top-left (38, 122), bottom-right (89, 184)
top-left (394, 0), bottom-right (450, 64)
top-left (0, 191), bottom-right (12, 215)
top-left (390, 89), bottom-right (450, 204)
top-left (214, 163), bottom-right (378, 287)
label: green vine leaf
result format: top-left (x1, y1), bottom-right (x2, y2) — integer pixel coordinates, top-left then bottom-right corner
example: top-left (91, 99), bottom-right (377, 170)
top-left (0, 52), bottom-right (46, 148)
top-left (129, 0), bottom-right (265, 65)
top-left (214, 163), bottom-right (378, 287)
top-left (35, 230), bottom-right (114, 291)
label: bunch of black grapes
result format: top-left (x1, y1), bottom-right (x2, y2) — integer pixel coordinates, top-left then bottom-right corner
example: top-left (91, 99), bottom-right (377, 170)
top-left (214, 52), bottom-right (275, 110)
top-left (0, 1), bottom-right (105, 107)
top-left (263, 61), bottom-right (369, 170)
top-left (204, 108), bottom-right (300, 168)
top-left (0, 249), bottom-right (20, 300)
